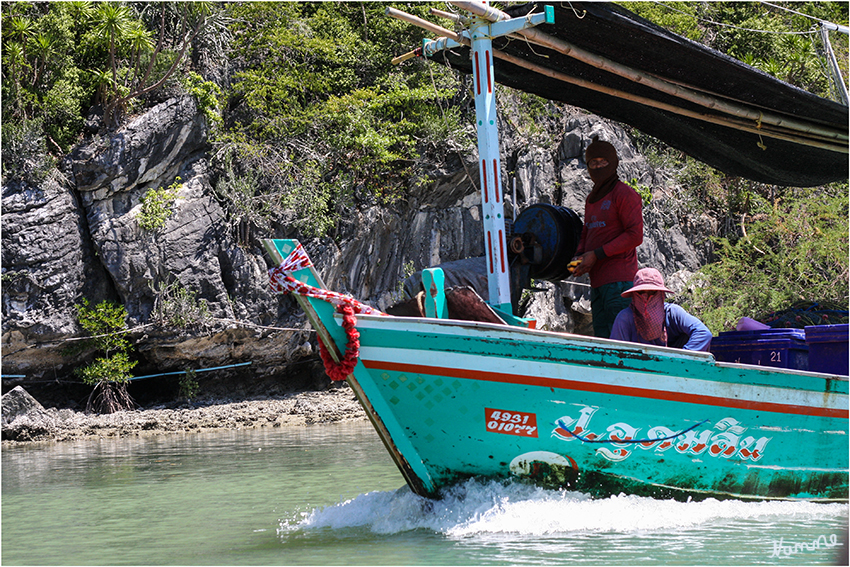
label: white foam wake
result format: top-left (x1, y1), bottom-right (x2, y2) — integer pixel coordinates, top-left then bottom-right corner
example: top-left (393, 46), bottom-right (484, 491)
top-left (279, 478), bottom-right (848, 537)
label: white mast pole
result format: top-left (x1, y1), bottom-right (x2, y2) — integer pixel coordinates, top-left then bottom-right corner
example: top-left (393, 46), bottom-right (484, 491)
top-left (469, 4), bottom-right (512, 312)
top-left (389, 3), bottom-right (554, 312)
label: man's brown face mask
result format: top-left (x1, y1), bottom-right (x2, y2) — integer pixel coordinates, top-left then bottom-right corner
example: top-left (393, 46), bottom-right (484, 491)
top-left (585, 141), bottom-right (619, 187)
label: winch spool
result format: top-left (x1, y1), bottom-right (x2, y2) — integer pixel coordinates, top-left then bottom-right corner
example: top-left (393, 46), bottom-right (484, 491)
top-left (509, 203), bottom-right (583, 282)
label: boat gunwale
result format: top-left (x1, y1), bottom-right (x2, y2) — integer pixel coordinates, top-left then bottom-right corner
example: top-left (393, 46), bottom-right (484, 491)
top-left (341, 312), bottom-right (850, 384)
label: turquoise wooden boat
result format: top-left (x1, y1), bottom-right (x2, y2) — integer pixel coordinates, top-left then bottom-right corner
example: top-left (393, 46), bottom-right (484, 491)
top-left (265, 238), bottom-right (848, 502)
top-left (264, 2), bottom-right (848, 501)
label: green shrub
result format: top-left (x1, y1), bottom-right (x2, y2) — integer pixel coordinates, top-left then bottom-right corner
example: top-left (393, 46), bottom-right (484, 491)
top-left (278, 160), bottom-right (339, 238)
top-left (138, 178), bottom-right (181, 231)
top-left (150, 278), bottom-right (212, 330)
top-left (629, 178), bottom-right (653, 206)
top-left (0, 118), bottom-right (57, 184)
top-left (75, 350), bottom-right (136, 386)
top-left (42, 72), bottom-right (86, 152)
top-left (679, 183), bottom-right (849, 334)
top-left (179, 369), bottom-right (200, 401)
top-left (212, 148), bottom-right (269, 245)
top-left (183, 71), bottom-right (223, 128)
top-left (72, 298), bottom-right (138, 414)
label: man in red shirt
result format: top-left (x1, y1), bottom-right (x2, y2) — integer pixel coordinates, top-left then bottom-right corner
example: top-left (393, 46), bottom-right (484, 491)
top-left (570, 139), bottom-right (644, 338)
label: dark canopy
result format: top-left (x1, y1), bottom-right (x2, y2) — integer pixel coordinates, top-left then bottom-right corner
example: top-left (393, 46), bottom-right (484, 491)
top-left (430, 2), bottom-right (848, 187)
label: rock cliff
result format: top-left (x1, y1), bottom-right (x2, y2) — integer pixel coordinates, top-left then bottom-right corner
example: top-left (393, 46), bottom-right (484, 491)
top-left (1, 93), bottom-right (714, 407)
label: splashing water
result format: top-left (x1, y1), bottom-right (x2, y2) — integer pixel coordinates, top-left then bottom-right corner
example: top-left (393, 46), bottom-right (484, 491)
top-left (280, 477), bottom-right (848, 538)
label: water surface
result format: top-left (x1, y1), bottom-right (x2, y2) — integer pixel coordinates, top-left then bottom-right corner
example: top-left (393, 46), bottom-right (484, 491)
top-left (3, 422), bottom-right (846, 565)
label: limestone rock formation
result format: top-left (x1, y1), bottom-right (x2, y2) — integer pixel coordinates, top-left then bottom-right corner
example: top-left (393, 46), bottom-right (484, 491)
top-left (1, 94), bottom-right (712, 407)
top-left (2, 385), bottom-right (47, 427)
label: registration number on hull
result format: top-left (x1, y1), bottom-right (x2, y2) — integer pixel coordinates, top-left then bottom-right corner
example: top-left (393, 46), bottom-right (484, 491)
top-left (485, 408), bottom-right (539, 437)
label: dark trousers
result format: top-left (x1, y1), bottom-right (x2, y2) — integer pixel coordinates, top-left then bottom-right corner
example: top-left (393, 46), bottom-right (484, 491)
top-left (591, 281), bottom-right (633, 338)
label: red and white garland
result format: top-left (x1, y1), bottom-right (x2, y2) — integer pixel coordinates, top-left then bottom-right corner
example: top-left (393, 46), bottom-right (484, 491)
top-left (268, 243), bottom-right (386, 381)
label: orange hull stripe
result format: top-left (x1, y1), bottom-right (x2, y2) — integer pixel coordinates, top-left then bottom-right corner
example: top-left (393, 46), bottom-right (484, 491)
top-left (362, 360), bottom-right (848, 419)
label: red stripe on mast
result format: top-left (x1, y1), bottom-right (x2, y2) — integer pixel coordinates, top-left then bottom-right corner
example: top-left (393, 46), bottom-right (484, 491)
top-left (492, 159), bottom-right (500, 202)
top-left (487, 232), bottom-right (494, 273)
top-left (498, 229), bottom-right (506, 273)
top-left (481, 159), bottom-right (488, 203)
top-left (474, 52), bottom-right (481, 95)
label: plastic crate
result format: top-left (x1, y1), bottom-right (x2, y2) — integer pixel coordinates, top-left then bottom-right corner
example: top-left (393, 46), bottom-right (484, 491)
top-left (804, 324), bottom-right (849, 375)
top-left (710, 328), bottom-right (808, 370)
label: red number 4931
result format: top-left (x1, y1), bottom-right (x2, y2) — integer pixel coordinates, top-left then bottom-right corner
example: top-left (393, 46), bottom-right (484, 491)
top-left (485, 408), bottom-right (538, 437)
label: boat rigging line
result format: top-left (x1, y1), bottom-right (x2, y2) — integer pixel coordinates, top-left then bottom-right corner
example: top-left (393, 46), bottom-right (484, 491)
top-left (388, 3), bottom-right (847, 152)
top-left (654, 1), bottom-right (828, 36)
top-left (759, 1), bottom-right (850, 35)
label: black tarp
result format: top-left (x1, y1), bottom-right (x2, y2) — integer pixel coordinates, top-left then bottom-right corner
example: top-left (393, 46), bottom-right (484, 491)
top-left (429, 2), bottom-right (848, 187)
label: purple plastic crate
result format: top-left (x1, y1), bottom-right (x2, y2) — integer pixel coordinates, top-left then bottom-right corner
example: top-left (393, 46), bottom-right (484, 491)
top-left (805, 324), bottom-right (849, 375)
top-left (710, 328), bottom-right (808, 370)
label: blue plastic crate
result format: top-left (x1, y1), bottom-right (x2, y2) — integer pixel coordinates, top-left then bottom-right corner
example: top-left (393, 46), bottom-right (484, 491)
top-left (710, 328), bottom-right (808, 370)
top-left (805, 324), bottom-right (849, 375)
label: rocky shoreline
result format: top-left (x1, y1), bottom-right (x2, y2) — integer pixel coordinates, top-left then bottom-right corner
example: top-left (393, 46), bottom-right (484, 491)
top-left (1, 384), bottom-right (367, 446)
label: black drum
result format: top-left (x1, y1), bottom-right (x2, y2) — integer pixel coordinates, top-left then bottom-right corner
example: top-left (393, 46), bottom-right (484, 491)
top-left (509, 204), bottom-right (583, 282)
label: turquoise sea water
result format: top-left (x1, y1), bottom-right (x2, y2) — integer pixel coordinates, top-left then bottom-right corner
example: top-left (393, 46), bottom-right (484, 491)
top-left (2, 421), bottom-right (847, 565)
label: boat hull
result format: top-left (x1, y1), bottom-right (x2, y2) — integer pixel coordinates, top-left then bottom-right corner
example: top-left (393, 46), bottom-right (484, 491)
top-left (265, 238), bottom-right (848, 502)
top-left (347, 315), bottom-right (848, 501)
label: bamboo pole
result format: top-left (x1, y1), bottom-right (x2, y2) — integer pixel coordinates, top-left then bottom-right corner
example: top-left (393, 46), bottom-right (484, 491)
top-left (388, 5), bottom-right (846, 152)
top-left (491, 48), bottom-right (847, 153)
top-left (449, 1), bottom-right (848, 143)
top-left (820, 24), bottom-right (849, 105)
top-left (391, 48), bottom-right (420, 65)
top-left (385, 7), bottom-right (462, 43)
top-left (429, 8), bottom-right (468, 25)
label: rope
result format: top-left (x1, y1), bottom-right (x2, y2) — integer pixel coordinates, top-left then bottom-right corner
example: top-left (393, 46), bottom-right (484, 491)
top-left (213, 318), bottom-right (313, 333)
top-left (566, 2), bottom-right (586, 19)
top-left (759, 1), bottom-right (848, 32)
top-left (268, 243), bottom-right (385, 316)
top-left (2, 319), bottom-right (312, 357)
top-left (61, 322), bottom-right (157, 342)
top-left (268, 242), bottom-right (386, 381)
top-left (555, 418), bottom-right (710, 444)
top-left (755, 112), bottom-right (767, 150)
top-left (317, 305), bottom-right (360, 381)
top-left (652, 1), bottom-right (819, 36)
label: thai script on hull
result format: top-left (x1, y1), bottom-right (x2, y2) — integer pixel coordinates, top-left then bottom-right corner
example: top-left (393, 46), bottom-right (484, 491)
top-left (552, 406), bottom-right (771, 462)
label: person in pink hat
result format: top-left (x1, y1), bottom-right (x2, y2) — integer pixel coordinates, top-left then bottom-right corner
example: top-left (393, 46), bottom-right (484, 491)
top-left (609, 268), bottom-right (712, 351)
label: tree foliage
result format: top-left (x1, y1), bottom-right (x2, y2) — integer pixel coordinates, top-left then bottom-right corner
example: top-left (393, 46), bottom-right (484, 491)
top-left (214, 1), bottom-right (471, 239)
top-left (138, 177), bottom-right (181, 232)
top-left (72, 299), bottom-right (138, 414)
top-left (621, 1), bottom-right (848, 100)
top-left (678, 183), bottom-right (849, 334)
top-left (1, 1), bottom-right (218, 163)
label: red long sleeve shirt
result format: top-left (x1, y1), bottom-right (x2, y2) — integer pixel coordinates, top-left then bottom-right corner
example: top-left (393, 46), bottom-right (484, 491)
top-left (575, 180), bottom-right (643, 288)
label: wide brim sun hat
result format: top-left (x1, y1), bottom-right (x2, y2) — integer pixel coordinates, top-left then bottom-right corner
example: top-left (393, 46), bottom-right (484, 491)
top-left (622, 267), bottom-right (674, 297)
